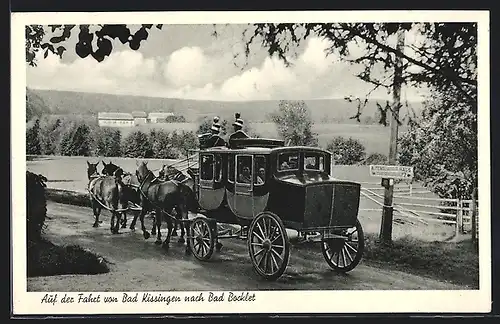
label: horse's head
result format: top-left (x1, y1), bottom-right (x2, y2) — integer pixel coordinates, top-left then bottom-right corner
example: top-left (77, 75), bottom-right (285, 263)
top-left (135, 160), bottom-right (150, 183)
top-left (87, 161), bottom-right (100, 179)
top-left (102, 160), bottom-right (124, 179)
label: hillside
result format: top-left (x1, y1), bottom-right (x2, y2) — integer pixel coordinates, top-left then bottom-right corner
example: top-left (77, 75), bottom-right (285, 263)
top-left (28, 88), bottom-right (424, 123)
top-left (26, 88), bottom-right (51, 122)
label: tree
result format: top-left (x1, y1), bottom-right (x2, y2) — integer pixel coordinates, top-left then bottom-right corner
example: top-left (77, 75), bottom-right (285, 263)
top-left (398, 89), bottom-right (477, 200)
top-left (122, 130), bottom-right (152, 158)
top-left (270, 100), bottom-right (318, 146)
top-left (326, 136), bottom-right (366, 165)
top-left (238, 23), bottom-right (476, 117)
top-left (95, 127), bottom-right (122, 157)
top-left (26, 119), bottom-right (42, 155)
top-left (40, 117), bottom-right (62, 155)
top-left (26, 24), bottom-right (164, 66)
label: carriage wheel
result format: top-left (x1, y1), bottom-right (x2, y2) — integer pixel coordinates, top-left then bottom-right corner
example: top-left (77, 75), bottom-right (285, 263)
top-left (188, 218), bottom-right (215, 261)
top-left (248, 212), bottom-right (290, 281)
top-left (321, 219), bottom-right (364, 273)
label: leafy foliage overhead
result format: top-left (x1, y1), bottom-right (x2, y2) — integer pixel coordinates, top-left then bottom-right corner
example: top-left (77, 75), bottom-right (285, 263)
top-left (26, 24), bottom-right (163, 66)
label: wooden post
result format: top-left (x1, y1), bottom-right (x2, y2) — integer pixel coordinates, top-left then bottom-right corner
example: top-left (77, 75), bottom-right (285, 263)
top-left (379, 26), bottom-right (405, 244)
top-left (455, 198), bottom-right (460, 236)
top-left (471, 187), bottom-right (478, 243)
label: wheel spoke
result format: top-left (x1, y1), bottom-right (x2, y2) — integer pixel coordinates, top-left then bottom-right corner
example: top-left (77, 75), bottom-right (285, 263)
top-left (252, 230), bottom-right (265, 243)
top-left (341, 248), bottom-right (347, 267)
top-left (256, 223), bottom-right (266, 241)
top-left (345, 242), bottom-right (358, 254)
top-left (329, 251), bottom-right (338, 266)
top-left (272, 244), bottom-right (285, 249)
top-left (270, 248), bottom-right (283, 262)
top-left (258, 221), bottom-right (267, 240)
top-left (271, 234), bottom-right (281, 244)
top-left (264, 251), bottom-right (270, 273)
top-left (336, 250), bottom-right (340, 266)
top-left (344, 246), bottom-right (354, 263)
top-left (251, 242), bottom-right (263, 247)
top-left (253, 247), bottom-right (265, 258)
top-left (195, 241), bottom-right (202, 255)
top-left (257, 250), bottom-right (266, 268)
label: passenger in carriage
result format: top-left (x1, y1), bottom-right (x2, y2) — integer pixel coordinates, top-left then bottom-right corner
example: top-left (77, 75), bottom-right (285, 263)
top-left (228, 113), bottom-right (249, 145)
top-left (198, 116), bottom-right (226, 149)
top-left (255, 167), bottom-right (265, 184)
top-left (238, 166), bottom-right (252, 184)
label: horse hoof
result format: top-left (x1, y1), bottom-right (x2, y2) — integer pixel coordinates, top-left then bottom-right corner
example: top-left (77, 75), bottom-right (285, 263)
top-left (216, 242), bottom-right (223, 252)
top-left (110, 228), bottom-right (114, 234)
top-left (155, 240), bottom-right (162, 245)
top-left (121, 224), bottom-right (127, 229)
top-left (177, 237), bottom-right (185, 244)
top-left (93, 222), bottom-right (99, 228)
top-left (185, 247), bottom-right (191, 256)
top-left (130, 225), bottom-right (135, 231)
top-left (172, 231), bottom-right (177, 237)
top-left (143, 232), bottom-right (150, 240)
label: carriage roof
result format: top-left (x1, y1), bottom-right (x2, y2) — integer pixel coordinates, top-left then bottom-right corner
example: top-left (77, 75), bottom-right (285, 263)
top-left (199, 138), bottom-right (332, 157)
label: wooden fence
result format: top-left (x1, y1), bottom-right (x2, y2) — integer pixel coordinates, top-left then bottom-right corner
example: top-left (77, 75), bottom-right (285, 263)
top-left (359, 182), bottom-right (479, 240)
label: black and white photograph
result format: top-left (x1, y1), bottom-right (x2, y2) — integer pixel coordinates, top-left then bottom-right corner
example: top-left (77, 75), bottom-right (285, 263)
top-left (12, 10), bottom-right (491, 315)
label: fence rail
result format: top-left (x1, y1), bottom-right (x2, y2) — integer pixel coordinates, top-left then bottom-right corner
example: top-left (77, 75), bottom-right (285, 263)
top-left (359, 183), bottom-right (479, 239)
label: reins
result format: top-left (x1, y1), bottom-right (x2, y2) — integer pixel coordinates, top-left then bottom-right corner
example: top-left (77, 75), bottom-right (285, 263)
top-left (87, 173), bottom-right (131, 213)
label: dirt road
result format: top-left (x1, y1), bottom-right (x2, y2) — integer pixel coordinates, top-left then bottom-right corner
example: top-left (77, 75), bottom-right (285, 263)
top-left (27, 202), bottom-right (463, 292)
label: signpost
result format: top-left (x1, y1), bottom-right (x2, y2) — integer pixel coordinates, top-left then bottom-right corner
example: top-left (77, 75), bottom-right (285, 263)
top-left (369, 165), bottom-right (414, 179)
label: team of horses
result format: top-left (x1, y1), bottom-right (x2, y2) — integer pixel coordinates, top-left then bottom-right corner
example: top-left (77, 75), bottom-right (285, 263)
top-left (86, 160), bottom-right (199, 253)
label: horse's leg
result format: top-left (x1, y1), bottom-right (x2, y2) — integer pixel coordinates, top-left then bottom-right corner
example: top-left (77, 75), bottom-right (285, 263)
top-left (151, 212), bottom-right (156, 235)
top-left (175, 206), bottom-right (186, 244)
top-left (138, 208), bottom-right (150, 239)
top-left (154, 210), bottom-right (162, 245)
top-left (110, 211), bottom-right (116, 234)
top-left (92, 199), bottom-right (101, 227)
top-left (129, 211), bottom-right (139, 231)
top-left (121, 211), bottom-right (127, 229)
top-left (114, 212), bottom-right (122, 234)
top-left (162, 210), bottom-right (173, 251)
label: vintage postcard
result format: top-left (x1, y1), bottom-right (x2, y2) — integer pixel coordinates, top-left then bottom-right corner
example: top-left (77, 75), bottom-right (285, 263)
top-left (12, 10), bottom-right (491, 315)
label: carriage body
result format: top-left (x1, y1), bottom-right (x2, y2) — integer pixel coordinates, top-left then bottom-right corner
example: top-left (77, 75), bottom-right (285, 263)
top-left (191, 140), bottom-right (361, 232)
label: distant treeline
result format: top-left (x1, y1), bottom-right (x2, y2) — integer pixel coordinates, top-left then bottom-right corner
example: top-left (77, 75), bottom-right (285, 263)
top-left (26, 115), bottom-right (198, 159)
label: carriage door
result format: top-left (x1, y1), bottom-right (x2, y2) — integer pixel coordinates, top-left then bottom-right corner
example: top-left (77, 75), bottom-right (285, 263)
top-left (233, 154), bottom-right (254, 218)
top-left (199, 153), bottom-right (215, 189)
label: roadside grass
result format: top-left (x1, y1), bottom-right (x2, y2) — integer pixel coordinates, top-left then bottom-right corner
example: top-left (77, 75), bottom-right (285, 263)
top-left (27, 238), bottom-right (111, 277)
top-left (362, 233), bottom-right (479, 289)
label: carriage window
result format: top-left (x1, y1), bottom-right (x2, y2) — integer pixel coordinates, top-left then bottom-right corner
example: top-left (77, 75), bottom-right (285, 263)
top-left (236, 155), bottom-right (253, 185)
top-left (254, 155), bottom-right (266, 185)
top-left (278, 152), bottom-right (299, 171)
top-left (304, 154), bottom-right (325, 172)
top-left (214, 154), bottom-right (222, 182)
top-left (228, 156), bottom-right (235, 182)
top-left (200, 154), bottom-right (214, 180)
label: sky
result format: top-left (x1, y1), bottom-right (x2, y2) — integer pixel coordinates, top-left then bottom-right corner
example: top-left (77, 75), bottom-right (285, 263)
top-left (26, 24), bottom-right (430, 102)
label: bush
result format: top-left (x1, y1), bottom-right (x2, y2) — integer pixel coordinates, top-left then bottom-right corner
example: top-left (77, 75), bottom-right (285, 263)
top-left (363, 153), bottom-right (388, 165)
top-left (122, 130), bottom-right (153, 158)
top-left (26, 119), bottom-right (42, 155)
top-left (326, 136), bottom-right (366, 165)
top-left (26, 171), bottom-right (48, 242)
top-left (27, 239), bottom-right (110, 277)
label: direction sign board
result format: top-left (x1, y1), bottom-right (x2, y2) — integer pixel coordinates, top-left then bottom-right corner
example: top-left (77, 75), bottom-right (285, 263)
top-left (369, 164), bottom-right (414, 179)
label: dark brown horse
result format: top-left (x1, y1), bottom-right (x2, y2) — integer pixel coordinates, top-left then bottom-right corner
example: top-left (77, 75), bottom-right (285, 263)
top-left (86, 161), bottom-right (128, 234)
top-left (101, 161), bottom-right (158, 234)
top-left (135, 161), bottom-right (193, 251)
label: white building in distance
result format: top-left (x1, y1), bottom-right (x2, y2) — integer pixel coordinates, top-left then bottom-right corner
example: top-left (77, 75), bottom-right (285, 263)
top-left (97, 112), bottom-right (134, 127)
top-left (132, 111), bottom-right (148, 125)
top-left (148, 112), bottom-right (174, 123)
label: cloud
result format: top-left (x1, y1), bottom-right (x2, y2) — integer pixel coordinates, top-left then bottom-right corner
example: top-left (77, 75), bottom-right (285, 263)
top-left (26, 35), bottom-right (428, 102)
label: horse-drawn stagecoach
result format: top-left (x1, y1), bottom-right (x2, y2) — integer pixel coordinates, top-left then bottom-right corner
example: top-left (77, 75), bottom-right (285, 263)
top-left (91, 137), bottom-right (365, 281)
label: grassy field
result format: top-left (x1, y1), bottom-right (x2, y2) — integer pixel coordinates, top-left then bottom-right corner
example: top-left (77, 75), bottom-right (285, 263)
top-left (118, 122), bottom-right (405, 156)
